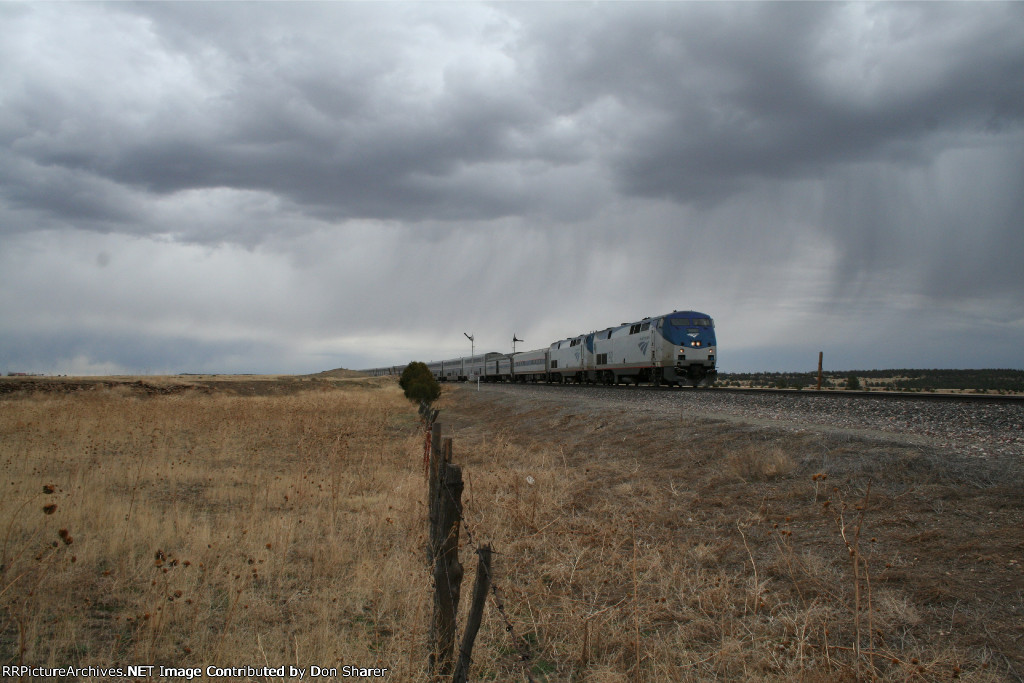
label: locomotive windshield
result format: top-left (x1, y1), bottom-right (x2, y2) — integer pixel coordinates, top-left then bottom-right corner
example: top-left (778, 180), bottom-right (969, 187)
top-left (670, 317), bottom-right (713, 327)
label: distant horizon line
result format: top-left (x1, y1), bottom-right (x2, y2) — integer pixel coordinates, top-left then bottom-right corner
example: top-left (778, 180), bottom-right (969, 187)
top-left (5, 366), bottom-right (1024, 378)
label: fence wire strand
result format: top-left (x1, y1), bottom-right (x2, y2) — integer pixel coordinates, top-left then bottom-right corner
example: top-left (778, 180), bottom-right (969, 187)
top-left (425, 408), bottom-right (537, 682)
top-left (440, 476), bottom-right (538, 683)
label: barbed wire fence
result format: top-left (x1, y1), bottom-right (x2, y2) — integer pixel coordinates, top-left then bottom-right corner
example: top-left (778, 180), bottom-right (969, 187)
top-left (419, 402), bottom-right (537, 683)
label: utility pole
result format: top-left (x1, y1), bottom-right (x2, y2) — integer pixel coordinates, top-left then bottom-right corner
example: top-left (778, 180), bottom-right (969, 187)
top-left (817, 351), bottom-right (823, 390)
top-left (463, 333), bottom-right (474, 358)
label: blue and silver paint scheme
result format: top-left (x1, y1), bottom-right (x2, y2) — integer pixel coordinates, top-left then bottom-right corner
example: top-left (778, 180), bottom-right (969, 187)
top-left (591, 310), bottom-right (716, 385)
top-left (655, 310), bottom-right (717, 385)
top-left (360, 308), bottom-right (715, 386)
top-left (548, 334), bottom-right (590, 383)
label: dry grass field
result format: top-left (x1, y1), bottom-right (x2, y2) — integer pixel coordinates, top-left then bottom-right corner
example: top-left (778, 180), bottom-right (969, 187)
top-left (2, 376), bottom-right (1021, 681)
top-left (438, 387), bottom-right (1023, 682)
top-left (1, 376), bottom-right (428, 679)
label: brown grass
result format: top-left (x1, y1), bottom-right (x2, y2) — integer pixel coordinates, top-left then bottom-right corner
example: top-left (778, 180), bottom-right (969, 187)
top-left (1, 379), bottom-right (430, 677)
top-left (2, 378), bottom-right (1020, 681)
top-left (437, 386), bottom-right (1022, 682)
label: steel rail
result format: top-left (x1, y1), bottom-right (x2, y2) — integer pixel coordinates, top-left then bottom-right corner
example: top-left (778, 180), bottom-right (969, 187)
top-left (693, 386), bottom-right (1024, 403)
top-left (476, 381), bottom-right (1024, 404)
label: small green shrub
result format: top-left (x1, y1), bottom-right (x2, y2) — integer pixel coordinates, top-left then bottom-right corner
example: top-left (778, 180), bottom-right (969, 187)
top-left (399, 361), bottom-right (441, 405)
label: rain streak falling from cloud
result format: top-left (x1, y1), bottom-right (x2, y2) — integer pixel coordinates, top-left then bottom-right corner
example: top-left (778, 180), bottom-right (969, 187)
top-left (1, 2), bottom-right (1022, 374)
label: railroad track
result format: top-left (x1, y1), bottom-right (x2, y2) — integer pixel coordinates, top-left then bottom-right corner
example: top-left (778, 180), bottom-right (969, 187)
top-left (469, 380), bottom-right (1024, 459)
top-left (691, 386), bottom-right (1024, 403)
top-left (470, 381), bottom-right (1024, 403)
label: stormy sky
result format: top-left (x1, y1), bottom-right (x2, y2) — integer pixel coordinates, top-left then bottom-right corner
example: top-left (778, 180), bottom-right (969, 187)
top-left (2, 2), bottom-right (1022, 375)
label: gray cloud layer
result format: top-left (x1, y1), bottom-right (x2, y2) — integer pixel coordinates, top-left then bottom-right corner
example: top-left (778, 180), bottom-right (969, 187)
top-left (1, 2), bottom-right (1022, 374)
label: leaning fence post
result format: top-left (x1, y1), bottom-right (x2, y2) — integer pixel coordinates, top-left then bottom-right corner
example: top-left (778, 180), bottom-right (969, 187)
top-left (427, 427), bottom-right (445, 562)
top-left (453, 544), bottom-right (492, 683)
top-left (429, 460), bottom-right (464, 678)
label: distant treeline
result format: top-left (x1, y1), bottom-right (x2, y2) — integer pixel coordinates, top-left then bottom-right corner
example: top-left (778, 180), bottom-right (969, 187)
top-left (717, 369), bottom-right (1024, 392)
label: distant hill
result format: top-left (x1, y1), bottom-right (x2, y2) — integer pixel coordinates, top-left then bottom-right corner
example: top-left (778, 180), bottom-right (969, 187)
top-left (313, 368), bottom-right (370, 379)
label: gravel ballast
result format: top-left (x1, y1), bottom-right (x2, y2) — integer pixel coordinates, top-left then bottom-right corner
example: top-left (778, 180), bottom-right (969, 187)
top-left (471, 384), bottom-right (1024, 460)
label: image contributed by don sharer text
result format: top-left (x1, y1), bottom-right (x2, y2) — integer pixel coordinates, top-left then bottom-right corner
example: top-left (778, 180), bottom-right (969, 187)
top-left (1, 664), bottom-right (390, 679)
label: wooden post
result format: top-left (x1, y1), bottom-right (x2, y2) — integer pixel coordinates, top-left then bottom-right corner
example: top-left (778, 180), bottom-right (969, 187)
top-left (453, 545), bottom-right (492, 683)
top-left (422, 403), bottom-right (438, 480)
top-left (429, 461), bottom-right (464, 678)
top-left (816, 351), bottom-right (823, 391)
top-left (427, 427), bottom-right (445, 562)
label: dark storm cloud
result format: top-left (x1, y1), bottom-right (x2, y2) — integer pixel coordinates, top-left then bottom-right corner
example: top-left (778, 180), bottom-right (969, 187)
top-left (500, 1), bottom-right (1024, 306)
top-left (514, 2), bottom-right (1024, 203)
top-left (2, 2), bottom-right (570, 228)
top-left (1, 2), bottom-right (1022, 374)
top-left (5, 3), bottom-right (1021, 228)
top-left (817, 144), bottom-right (1024, 300)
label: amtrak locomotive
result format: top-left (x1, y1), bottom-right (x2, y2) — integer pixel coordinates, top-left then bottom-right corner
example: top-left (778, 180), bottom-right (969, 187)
top-left (362, 310), bottom-right (717, 387)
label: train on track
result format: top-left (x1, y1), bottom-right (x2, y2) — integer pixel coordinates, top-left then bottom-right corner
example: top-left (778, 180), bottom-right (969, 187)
top-left (362, 310), bottom-right (717, 387)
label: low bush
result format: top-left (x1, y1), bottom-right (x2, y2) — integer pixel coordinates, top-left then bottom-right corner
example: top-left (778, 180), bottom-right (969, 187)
top-left (399, 361), bottom-right (441, 405)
